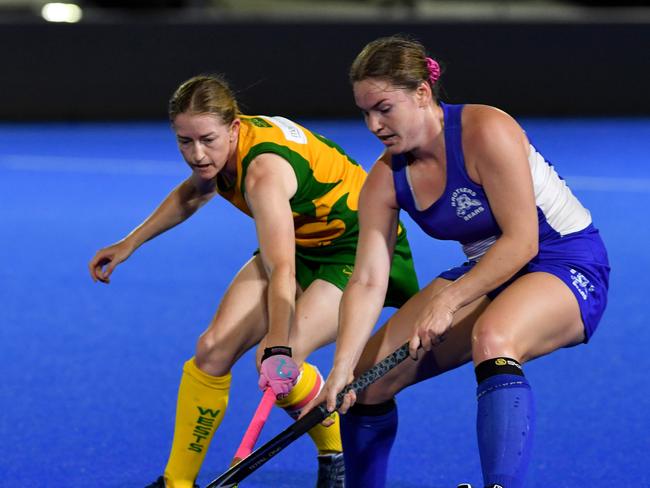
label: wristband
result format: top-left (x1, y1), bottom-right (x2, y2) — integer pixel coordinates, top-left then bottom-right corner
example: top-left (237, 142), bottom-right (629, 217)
top-left (262, 346), bottom-right (292, 362)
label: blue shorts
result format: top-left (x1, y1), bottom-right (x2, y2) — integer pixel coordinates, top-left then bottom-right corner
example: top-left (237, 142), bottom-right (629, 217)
top-left (439, 225), bottom-right (610, 342)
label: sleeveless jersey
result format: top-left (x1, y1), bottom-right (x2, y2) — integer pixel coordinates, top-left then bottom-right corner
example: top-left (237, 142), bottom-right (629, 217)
top-left (217, 115), bottom-right (368, 253)
top-left (392, 103), bottom-right (593, 261)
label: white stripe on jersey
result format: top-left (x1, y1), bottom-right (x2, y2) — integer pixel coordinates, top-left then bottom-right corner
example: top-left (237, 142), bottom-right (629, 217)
top-left (261, 116), bottom-right (308, 145)
top-left (528, 144), bottom-right (591, 236)
top-left (461, 145), bottom-right (591, 261)
top-left (463, 235), bottom-right (498, 261)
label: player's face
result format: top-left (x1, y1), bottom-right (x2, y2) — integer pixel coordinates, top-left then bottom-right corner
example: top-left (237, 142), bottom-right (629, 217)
top-left (353, 78), bottom-right (424, 154)
top-left (173, 112), bottom-right (239, 181)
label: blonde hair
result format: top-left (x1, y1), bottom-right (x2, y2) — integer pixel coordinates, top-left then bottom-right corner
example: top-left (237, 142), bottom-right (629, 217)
top-left (349, 35), bottom-right (441, 97)
top-left (168, 74), bottom-right (240, 123)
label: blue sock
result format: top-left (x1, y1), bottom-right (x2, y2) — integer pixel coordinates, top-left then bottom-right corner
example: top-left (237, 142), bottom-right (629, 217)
top-left (340, 400), bottom-right (397, 488)
top-left (475, 358), bottom-right (535, 488)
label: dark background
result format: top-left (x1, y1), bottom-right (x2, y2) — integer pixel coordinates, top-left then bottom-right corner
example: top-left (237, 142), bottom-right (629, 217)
top-left (2, 2), bottom-right (650, 487)
top-left (2, 2), bottom-right (649, 120)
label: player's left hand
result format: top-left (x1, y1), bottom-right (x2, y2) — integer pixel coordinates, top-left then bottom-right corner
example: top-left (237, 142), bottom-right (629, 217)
top-left (258, 346), bottom-right (299, 399)
top-left (409, 295), bottom-right (456, 358)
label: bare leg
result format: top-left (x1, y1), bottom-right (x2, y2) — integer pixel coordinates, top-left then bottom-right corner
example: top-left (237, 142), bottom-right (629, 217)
top-left (354, 277), bottom-right (490, 404)
top-left (472, 272), bottom-right (584, 364)
top-left (164, 255), bottom-right (271, 488)
top-left (196, 255), bottom-right (271, 376)
top-left (338, 278), bottom-right (487, 488)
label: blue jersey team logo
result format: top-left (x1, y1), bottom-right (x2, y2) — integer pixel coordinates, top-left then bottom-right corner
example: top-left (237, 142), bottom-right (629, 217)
top-left (451, 187), bottom-right (485, 221)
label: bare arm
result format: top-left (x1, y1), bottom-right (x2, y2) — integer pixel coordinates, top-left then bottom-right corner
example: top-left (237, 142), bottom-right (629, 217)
top-left (320, 156), bottom-right (400, 410)
top-left (89, 174), bottom-right (217, 283)
top-left (244, 153), bottom-right (298, 348)
top-left (125, 175), bottom-right (216, 248)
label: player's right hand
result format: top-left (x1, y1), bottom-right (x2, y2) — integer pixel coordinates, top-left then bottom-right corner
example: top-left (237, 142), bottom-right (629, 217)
top-left (302, 364), bottom-right (355, 426)
top-left (88, 241), bottom-right (133, 284)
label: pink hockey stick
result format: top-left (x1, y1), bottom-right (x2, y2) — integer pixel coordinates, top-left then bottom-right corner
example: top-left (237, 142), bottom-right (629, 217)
top-left (230, 388), bottom-right (276, 467)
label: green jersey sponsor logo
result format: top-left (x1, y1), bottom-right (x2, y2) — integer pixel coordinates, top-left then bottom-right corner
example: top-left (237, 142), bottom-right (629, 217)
top-left (249, 117), bottom-right (273, 128)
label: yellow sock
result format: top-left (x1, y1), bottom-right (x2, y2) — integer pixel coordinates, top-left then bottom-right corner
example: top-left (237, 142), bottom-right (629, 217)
top-left (276, 362), bottom-right (342, 454)
top-left (164, 358), bottom-right (231, 488)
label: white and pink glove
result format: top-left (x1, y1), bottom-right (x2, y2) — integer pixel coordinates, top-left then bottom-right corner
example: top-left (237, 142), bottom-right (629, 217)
top-left (258, 346), bottom-right (299, 398)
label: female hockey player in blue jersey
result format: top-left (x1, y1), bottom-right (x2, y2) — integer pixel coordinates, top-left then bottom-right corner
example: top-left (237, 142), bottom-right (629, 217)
top-left (308, 35), bottom-right (610, 488)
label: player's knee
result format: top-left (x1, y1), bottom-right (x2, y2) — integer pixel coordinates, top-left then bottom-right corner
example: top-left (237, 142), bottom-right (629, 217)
top-left (195, 330), bottom-right (234, 376)
top-left (471, 318), bottom-right (514, 358)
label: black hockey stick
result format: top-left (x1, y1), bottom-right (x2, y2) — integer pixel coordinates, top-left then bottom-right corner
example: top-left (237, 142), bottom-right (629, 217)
top-left (205, 342), bottom-right (412, 488)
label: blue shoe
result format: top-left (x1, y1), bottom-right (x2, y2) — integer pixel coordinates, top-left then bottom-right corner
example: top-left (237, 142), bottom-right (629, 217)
top-left (316, 453), bottom-right (345, 488)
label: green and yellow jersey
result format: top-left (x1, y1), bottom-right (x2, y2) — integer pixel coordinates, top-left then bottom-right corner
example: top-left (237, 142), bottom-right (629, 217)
top-left (216, 114), bottom-right (418, 305)
top-left (217, 115), bottom-right (367, 254)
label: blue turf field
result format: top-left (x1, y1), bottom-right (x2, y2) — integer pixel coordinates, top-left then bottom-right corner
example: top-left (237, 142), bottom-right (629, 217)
top-left (1, 118), bottom-right (649, 487)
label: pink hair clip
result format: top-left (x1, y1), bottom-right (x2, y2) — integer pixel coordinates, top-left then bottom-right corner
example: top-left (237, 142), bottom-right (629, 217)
top-left (426, 57), bottom-right (441, 85)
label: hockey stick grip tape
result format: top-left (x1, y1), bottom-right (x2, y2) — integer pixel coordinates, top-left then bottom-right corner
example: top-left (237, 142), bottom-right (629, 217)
top-left (337, 342), bottom-right (410, 404)
top-left (233, 388), bottom-right (276, 461)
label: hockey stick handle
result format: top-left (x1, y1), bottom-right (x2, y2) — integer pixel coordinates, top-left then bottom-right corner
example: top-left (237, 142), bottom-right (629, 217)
top-left (206, 342), bottom-right (412, 488)
top-left (231, 387), bottom-right (276, 464)
top-left (336, 341), bottom-right (410, 406)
